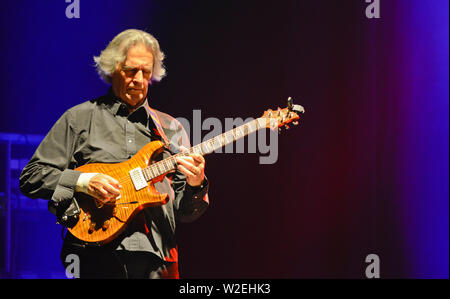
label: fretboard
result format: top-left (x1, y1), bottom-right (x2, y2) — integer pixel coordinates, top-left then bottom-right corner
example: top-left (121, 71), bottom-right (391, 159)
top-left (141, 117), bottom-right (267, 181)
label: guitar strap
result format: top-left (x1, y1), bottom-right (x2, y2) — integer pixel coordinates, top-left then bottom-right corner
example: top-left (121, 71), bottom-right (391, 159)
top-left (146, 105), bottom-right (171, 149)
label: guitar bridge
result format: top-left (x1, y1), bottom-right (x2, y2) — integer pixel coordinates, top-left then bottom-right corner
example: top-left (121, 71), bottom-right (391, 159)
top-left (129, 167), bottom-right (148, 191)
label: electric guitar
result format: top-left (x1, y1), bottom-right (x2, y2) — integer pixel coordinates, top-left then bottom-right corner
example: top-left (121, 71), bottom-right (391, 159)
top-left (68, 98), bottom-right (305, 245)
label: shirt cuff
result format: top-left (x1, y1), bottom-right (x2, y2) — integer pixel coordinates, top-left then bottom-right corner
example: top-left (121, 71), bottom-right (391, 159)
top-left (50, 169), bottom-right (83, 207)
top-left (185, 177), bottom-right (209, 205)
top-left (75, 172), bottom-right (99, 194)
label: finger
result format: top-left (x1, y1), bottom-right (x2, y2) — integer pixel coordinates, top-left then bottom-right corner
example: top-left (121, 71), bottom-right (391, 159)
top-left (176, 157), bottom-right (200, 175)
top-left (92, 187), bottom-right (110, 202)
top-left (176, 156), bottom-right (194, 167)
top-left (177, 164), bottom-right (196, 178)
top-left (179, 145), bottom-right (189, 153)
top-left (105, 175), bottom-right (122, 189)
top-left (177, 154), bottom-right (195, 163)
top-left (102, 183), bottom-right (121, 196)
top-left (96, 190), bottom-right (118, 204)
top-left (93, 180), bottom-right (119, 196)
top-left (191, 155), bottom-right (205, 166)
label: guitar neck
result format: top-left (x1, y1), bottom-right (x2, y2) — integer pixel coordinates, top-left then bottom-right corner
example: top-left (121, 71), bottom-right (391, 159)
top-left (141, 118), bottom-right (267, 181)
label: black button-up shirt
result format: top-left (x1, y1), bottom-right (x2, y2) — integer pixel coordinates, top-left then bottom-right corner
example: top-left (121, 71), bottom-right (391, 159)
top-left (19, 90), bottom-right (209, 263)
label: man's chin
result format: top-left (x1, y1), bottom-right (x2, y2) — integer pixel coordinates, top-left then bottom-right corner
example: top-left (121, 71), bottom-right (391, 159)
top-left (124, 94), bottom-right (145, 108)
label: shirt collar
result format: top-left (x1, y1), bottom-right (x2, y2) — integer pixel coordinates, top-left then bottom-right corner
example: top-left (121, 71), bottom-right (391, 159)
top-left (106, 88), bottom-right (151, 121)
top-left (104, 88), bottom-right (168, 145)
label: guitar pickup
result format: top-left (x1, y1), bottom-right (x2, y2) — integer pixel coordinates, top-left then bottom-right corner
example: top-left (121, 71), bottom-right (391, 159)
top-left (129, 167), bottom-right (148, 191)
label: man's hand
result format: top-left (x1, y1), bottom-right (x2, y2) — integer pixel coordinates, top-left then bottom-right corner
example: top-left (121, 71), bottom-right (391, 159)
top-left (87, 173), bottom-right (122, 204)
top-left (175, 146), bottom-right (205, 187)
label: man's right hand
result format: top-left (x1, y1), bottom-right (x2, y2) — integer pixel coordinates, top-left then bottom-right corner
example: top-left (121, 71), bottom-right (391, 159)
top-left (86, 173), bottom-right (122, 204)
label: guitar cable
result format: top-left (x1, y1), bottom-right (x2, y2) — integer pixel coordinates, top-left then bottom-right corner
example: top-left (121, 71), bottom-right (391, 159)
top-left (112, 245), bottom-right (129, 279)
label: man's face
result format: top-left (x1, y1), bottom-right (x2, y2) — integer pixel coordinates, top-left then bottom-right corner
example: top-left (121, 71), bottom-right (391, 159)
top-left (112, 43), bottom-right (154, 110)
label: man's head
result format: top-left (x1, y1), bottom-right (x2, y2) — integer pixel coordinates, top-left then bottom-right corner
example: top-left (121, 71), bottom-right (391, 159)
top-left (94, 29), bottom-right (166, 110)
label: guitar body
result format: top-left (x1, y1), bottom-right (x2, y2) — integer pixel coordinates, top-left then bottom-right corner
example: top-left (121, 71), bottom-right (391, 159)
top-left (68, 140), bottom-right (169, 245)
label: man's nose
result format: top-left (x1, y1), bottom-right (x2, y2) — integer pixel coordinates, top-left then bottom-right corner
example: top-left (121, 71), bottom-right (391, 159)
top-left (133, 70), bottom-right (144, 84)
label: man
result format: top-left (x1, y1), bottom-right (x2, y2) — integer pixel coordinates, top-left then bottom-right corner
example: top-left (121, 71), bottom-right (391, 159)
top-left (19, 29), bottom-right (210, 279)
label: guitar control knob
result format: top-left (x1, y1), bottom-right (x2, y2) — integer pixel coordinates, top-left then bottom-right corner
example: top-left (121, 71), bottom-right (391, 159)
top-left (88, 222), bottom-right (96, 234)
top-left (102, 220), bottom-right (110, 231)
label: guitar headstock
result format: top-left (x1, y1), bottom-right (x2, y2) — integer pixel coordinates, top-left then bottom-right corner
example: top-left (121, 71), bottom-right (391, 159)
top-left (260, 97), bottom-right (305, 131)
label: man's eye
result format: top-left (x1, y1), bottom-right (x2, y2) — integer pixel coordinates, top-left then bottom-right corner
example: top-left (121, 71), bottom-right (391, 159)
top-left (123, 68), bottom-right (136, 73)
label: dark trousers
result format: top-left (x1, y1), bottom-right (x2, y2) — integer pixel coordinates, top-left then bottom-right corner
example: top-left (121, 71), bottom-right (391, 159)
top-left (61, 244), bottom-right (178, 279)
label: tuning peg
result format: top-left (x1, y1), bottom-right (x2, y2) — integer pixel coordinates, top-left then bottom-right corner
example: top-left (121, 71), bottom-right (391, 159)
top-left (285, 125), bottom-right (290, 130)
top-left (287, 97), bottom-right (293, 110)
top-left (293, 121), bottom-right (299, 126)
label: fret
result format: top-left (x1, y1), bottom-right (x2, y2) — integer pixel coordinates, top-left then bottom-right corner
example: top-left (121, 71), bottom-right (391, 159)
top-left (149, 166), bottom-right (156, 178)
top-left (166, 158), bottom-right (172, 171)
top-left (156, 162), bottom-right (162, 175)
top-left (209, 138), bottom-right (217, 152)
top-left (168, 156), bottom-right (177, 168)
top-left (163, 159), bottom-right (170, 172)
top-left (142, 168), bottom-right (149, 181)
top-left (251, 120), bottom-right (259, 132)
top-left (218, 134), bottom-right (224, 148)
top-left (190, 146), bottom-right (196, 155)
top-left (234, 127), bottom-right (241, 139)
top-left (199, 144), bottom-right (206, 155)
top-left (231, 130), bottom-right (237, 141)
top-left (214, 136), bottom-right (222, 150)
top-left (224, 131), bottom-right (233, 144)
top-left (239, 125), bottom-right (245, 137)
top-left (208, 138), bottom-right (216, 152)
top-left (193, 144), bottom-right (202, 155)
top-left (150, 165), bottom-right (157, 177)
top-left (247, 120), bottom-right (256, 133)
top-left (230, 129), bottom-right (237, 141)
top-left (199, 142), bottom-right (207, 154)
top-left (257, 118), bottom-right (266, 129)
top-left (248, 121), bottom-right (254, 133)
top-left (202, 142), bottom-right (212, 154)
top-left (209, 139), bottom-right (216, 152)
top-left (246, 122), bottom-right (253, 135)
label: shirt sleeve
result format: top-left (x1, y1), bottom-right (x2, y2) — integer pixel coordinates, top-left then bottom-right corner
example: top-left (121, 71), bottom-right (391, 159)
top-left (19, 110), bottom-right (82, 209)
top-left (165, 117), bottom-right (210, 223)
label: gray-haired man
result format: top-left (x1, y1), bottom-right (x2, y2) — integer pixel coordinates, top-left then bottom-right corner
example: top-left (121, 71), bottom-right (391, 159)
top-left (20, 29), bottom-right (210, 279)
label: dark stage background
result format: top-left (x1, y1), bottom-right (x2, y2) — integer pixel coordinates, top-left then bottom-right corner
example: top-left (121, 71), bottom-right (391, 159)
top-left (0, 0), bottom-right (448, 278)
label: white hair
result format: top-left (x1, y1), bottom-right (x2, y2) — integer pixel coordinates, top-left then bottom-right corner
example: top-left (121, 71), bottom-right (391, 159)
top-left (93, 29), bottom-right (166, 83)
